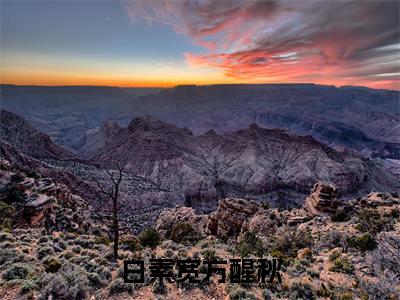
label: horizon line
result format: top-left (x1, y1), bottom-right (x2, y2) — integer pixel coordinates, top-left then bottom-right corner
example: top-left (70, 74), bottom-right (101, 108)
top-left (1, 82), bottom-right (398, 92)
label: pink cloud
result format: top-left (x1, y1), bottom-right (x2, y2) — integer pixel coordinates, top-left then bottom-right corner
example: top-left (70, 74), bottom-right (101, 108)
top-left (123, 0), bottom-right (400, 89)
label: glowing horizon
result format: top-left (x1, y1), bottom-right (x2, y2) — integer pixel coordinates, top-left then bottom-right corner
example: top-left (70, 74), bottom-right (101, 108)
top-left (1, 0), bottom-right (399, 90)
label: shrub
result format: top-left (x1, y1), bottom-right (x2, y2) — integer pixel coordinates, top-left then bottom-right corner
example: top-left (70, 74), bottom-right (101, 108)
top-left (39, 264), bottom-right (88, 300)
top-left (289, 282), bottom-right (315, 300)
top-left (37, 245), bottom-right (54, 260)
top-left (138, 228), bottom-right (161, 249)
top-left (0, 202), bottom-right (15, 231)
top-left (329, 250), bottom-right (341, 262)
top-left (228, 287), bottom-right (258, 300)
top-left (71, 245), bottom-right (82, 254)
top-left (88, 272), bottom-right (105, 288)
top-left (201, 249), bottom-right (217, 260)
top-left (42, 257), bottom-right (62, 273)
top-left (3, 263), bottom-right (32, 281)
top-left (4, 186), bottom-right (25, 203)
top-left (329, 256), bottom-right (354, 274)
top-left (94, 235), bottom-right (111, 246)
top-left (347, 233), bottom-right (377, 252)
top-left (238, 231), bottom-right (265, 257)
top-left (356, 209), bottom-right (391, 235)
top-left (120, 236), bottom-right (141, 252)
top-left (331, 209), bottom-right (351, 222)
top-left (109, 278), bottom-right (134, 295)
top-left (38, 236), bottom-right (50, 244)
top-left (20, 279), bottom-right (38, 294)
top-left (152, 281), bottom-right (167, 295)
top-left (167, 222), bottom-right (201, 245)
top-left (10, 173), bottom-right (24, 183)
top-left (0, 248), bottom-right (26, 267)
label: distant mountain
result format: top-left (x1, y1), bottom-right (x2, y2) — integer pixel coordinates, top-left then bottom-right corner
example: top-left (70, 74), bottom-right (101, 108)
top-left (0, 110), bottom-right (74, 160)
top-left (85, 116), bottom-right (399, 211)
top-left (2, 84), bottom-right (398, 160)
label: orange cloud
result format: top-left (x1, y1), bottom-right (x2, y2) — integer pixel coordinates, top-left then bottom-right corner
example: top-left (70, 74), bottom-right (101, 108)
top-left (124, 0), bottom-right (400, 90)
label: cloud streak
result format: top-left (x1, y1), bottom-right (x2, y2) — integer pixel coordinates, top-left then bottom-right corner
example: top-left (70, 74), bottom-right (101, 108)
top-left (123, 0), bottom-right (400, 89)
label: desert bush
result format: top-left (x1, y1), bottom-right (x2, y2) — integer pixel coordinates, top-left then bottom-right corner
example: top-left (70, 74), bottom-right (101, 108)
top-left (347, 233), bottom-right (377, 252)
top-left (88, 272), bottom-right (105, 288)
top-left (75, 235), bottom-right (95, 248)
top-left (23, 169), bottom-right (40, 179)
top-left (228, 286), bottom-right (258, 300)
top-left (42, 256), bottom-right (62, 273)
top-left (0, 202), bottom-right (15, 231)
top-left (3, 263), bottom-right (33, 281)
top-left (167, 222), bottom-right (201, 245)
top-left (0, 231), bottom-right (14, 242)
top-left (138, 228), bottom-right (161, 248)
top-left (71, 245), bottom-right (82, 254)
top-left (331, 209), bottom-right (351, 222)
top-left (291, 258), bottom-right (310, 275)
top-left (20, 279), bottom-right (38, 294)
top-left (238, 231), bottom-right (265, 257)
top-left (38, 236), bottom-right (50, 244)
top-left (152, 281), bottom-right (167, 295)
top-left (4, 186), bottom-right (25, 204)
top-left (356, 209), bottom-right (391, 235)
top-left (94, 235), bottom-right (111, 246)
top-left (39, 264), bottom-right (88, 300)
top-left (0, 248), bottom-right (26, 267)
top-left (337, 292), bottom-right (354, 300)
top-left (10, 173), bottom-right (24, 183)
top-left (109, 278), bottom-right (134, 295)
top-left (0, 241), bottom-right (15, 249)
top-left (329, 249), bottom-right (341, 262)
top-left (37, 245), bottom-right (54, 260)
top-left (201, 248), bottom-right (218, 260)
top-left (289, 282), bottom-right (315, 300)
top-left (120, 236), bottom-right (141, 252)
top-left (329, 255), bottom-right (354, 274)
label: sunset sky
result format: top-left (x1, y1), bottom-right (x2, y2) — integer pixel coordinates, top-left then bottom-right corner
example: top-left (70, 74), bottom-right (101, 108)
top-left (1, 0), bottom-right (399, 89)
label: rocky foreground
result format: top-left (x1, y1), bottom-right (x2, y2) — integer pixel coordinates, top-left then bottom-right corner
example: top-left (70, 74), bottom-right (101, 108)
top-left (0, 157), bottom-right (399, 299)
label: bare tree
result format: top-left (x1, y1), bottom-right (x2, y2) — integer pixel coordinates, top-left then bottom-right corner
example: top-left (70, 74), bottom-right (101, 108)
top-left (91, 162), bottom-right (123, 260)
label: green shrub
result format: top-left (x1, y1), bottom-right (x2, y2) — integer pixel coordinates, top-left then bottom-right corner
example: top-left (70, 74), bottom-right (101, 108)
top-left (3, 263), bottom-right (32, 281)
top-left (356, 209), bottom-right (391, 235)
top-left (329, 250), bottom-right (341, 262)
top-left (94, 235), bottom-right (111, 246)
top-left (37, 245), bottom-right (54, 260)
top-left (331, 209), bottom-right (350, 222)
top-left (329, 256), bottom-right (354, 274)
top-left (138, 228), bottom-right (161, 248)
top-left (120, 236), bottom-right (141, 252)
top-left (289, 282), bottom-right (315, 300)
top-left (201, 249), bottom-right (217, 260)
top-left (20, 279), bottom-right (38, 294)
top-left (167, 222), bottom-right (201, 245)
top-left (228, 287), bottom-right (258, 300)
top-left (39, 264), bottom-right (88, 300)
top-left (88, 272), bottom-right (105, 288)
top-left (43, 257), bottom-right (62, 273)
top-left (0, 232), bottom-right (14, 242)
top-left (238, 231), bottom-right (265, 257)
top-left (109, 278), bottom-right (134, 295)
top-left (0, 202), bottom-right (15, 231)
top-left (347, 233), bottom-right (377, 252)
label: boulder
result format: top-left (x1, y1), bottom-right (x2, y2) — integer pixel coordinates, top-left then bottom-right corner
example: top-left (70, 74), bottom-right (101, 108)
top-left (303, 182), bottom-right (339, 217)
top-left (154, 205), bottom-right (208, 237)
top-left (207, 198), bottom-right (260, 238)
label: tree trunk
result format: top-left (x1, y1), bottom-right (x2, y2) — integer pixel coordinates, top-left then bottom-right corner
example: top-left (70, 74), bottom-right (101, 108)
top-left (113, 197), bottom-right (119, 260)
